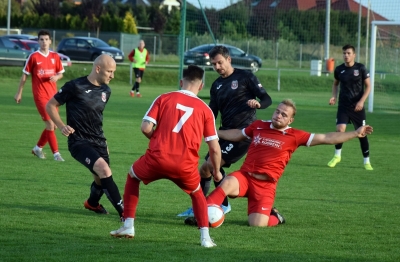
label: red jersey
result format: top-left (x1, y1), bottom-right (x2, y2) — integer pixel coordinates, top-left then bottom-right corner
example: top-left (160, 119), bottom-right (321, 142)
top-left (144, 90), bottom-right (218, 167)
top-left (23, 50), bottom-right (65, 101)
top-left (240, 120), bottom-right (314, 181)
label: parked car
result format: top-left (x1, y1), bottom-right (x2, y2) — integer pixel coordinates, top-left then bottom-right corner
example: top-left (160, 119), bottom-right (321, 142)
top-left (57, 37), bottom-right (124, 62)
top-left (0, 36), bottom-right (31, 66)
top-left (184, 44), bottom-right (262, 72)
top-left (4, 34), bottom-right (38, 41)
top-left (9, 38), bottom-right (72, 67)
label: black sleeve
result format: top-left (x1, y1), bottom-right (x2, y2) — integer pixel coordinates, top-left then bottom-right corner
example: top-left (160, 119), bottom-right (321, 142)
top-left (246, 72), bottom-right (272, 109)
top-left (258, 92), bottom-right (272, 109)
top-left (53, 80), bottom-right (75, 105)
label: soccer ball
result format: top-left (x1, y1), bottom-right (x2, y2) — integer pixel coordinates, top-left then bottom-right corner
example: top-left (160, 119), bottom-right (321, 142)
top-left (208, 204), bottom-right (225, 228)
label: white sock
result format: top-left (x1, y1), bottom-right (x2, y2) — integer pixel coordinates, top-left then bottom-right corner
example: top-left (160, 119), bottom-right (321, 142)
top-left (53, 152), bottom-right (60, 157)
top-left (334, 149), bottom-right (342, 157)
top-left (34, 145), bottom-right (42, 151)
top-left (199, 227), bottom-right (210, 240)
top-left (364, 157), bottom-right (370, 164)
top-left (137, 92), bottom-right (140, 94)
top-left (124, 218), bottom-right (134, 228)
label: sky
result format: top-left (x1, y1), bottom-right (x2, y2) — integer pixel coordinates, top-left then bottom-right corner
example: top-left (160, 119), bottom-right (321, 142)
top-left (187, 0), bottom-right (400, 21)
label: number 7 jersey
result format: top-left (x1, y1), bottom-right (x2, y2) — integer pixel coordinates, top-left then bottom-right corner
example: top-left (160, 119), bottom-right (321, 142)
top-left (143, 90), bottom-right (218, 165)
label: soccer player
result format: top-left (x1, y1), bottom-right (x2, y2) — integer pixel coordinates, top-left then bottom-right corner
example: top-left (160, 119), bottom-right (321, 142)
top-left (185, 99), bottom-right (374, 227)
top-left (128, 39), bottom-right (150, 98)
top-left (110, 65), bottom-right (222, 248)
top-left (14, 29), bottom-right (65, 161)
top-left (327, 44), bottom-right (373, 170)
top-left (46, 54), bottom-right (124, 220)
top-left (177, 45), bottom-right (272, 217)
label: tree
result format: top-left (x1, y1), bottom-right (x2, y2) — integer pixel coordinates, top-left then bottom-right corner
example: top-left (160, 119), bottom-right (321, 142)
top-left (79, 0), bottom-right (103, 31)
top-left (31, 0), bottom-right (61, 17)
top-left (123, 11), bottom-right (138, 34)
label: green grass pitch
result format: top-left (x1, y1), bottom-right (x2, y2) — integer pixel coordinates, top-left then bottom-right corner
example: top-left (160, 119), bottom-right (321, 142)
top-left (0, 70), bottom-right (399, 262)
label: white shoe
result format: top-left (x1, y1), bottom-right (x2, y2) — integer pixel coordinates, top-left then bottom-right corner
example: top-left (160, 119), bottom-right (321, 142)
top-left (110, 226), bottom-right (135, 238)
top-left (201, 238), bottom-right (216, 248)
top-left (32, 147), bottom-right (45, 159)
top-left (54, 153), bottom-right (65, 161)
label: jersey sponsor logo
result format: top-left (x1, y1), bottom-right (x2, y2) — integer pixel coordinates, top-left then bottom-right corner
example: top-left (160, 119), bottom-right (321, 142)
top-left (253, 134), bottom-right (284, 149)
top-left (231, 80), bottom-right (238, 90)
top-left (85, 90), bottom-right (92, 93)
top-left (51, 58), bottom-right (55, 64)
top-left (217, 84), bottom-right (222, 89)
top-left (101, 92), bottom-right (107, 102)
top-left (354, 70), bottom-right (359, 76)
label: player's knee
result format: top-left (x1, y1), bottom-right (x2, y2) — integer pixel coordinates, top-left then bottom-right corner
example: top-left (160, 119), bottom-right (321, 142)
top-left (93, 159), bottom-right (111, 178)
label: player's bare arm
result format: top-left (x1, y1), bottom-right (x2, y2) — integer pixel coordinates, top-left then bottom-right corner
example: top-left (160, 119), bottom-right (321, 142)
top-left (218, 129), bottom-right (246, 142)
top-left (14, 74), bottom-right (28, 103)
top-left (46, 97), bottom-right (75, 136)
top-left (206, 139), bottom-right (222, 182)
top-left (50, 73), bottom-right (63, 83)
top-left (355, 78), bottom-right (371, 112)
top-left (329, 79), bottom-right (340, 105)
top-left (310, 125), bottom-right (373, 146)
top-left (141, 120), bottom-right (154, 139)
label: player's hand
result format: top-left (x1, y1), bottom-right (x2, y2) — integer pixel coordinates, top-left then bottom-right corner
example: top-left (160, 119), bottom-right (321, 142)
top-left (329, 97), bottom-right (336, 105)
top-left (247, 99), bottom-right (260, 109)
top-left (212, 171), bottom-right (223, 182)
top-left (354, 101), bottom-right (364, 112)
top-left (14, 93), bottom-right (22, 103)
top-left (61, 125), bottom-right (75, 137)
top-left (50, 75), bottom-right (60, 83)
top-left (356, 125), bottom-right (373, 137)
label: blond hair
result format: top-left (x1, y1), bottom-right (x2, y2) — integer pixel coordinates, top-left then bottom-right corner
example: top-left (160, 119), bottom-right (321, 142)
top-left (280, 99), bottom-right (297, 117)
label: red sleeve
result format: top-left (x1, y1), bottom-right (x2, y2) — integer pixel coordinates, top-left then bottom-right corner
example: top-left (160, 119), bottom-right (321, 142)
top-left (54, 53), bottom-right (65, 74)
top-left (146, 50), bottom-right (150, 63)
top-left (23, 53), bottom-right (34, 74)
top-left (128, 49), bottom-right (135, 62)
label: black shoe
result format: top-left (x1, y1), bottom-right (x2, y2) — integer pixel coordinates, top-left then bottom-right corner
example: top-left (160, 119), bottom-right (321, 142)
top-left (184, 216), bottom-right (198, 226)
top-left (270, 207), bottom-right (285, 224)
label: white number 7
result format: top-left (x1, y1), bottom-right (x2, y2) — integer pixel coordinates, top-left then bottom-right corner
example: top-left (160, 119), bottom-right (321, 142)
top-left (172, 103), bottom-right (194, 133)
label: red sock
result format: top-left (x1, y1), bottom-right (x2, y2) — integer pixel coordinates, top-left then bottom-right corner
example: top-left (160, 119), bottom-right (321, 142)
top-left (190, 190), bottom-right (208, 228)
top-left (37, 129), bottom-right (48, 148)
top-left (206, 187), bottom-right (226, 206)
top-left (46, 130), bottom-right (59, 154)
top-left (268, 215), bottom-right (279, 227)
top-left (123, 174), bottom-right (140, 219)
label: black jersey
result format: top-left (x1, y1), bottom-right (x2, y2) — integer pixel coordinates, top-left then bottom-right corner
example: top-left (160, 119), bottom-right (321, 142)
top-left (209, 69), bottom-right (271, 129)
top-left (334, 62), bottom-right (369, 108)
top-left (54, 76), bottom-right (111, 147)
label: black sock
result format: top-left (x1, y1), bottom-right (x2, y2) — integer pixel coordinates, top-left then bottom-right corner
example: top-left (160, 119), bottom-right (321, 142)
top-left (214, 168), bottom-right (229, 207)
top-left (136, 83), bottom-right (140, 93)
top-left (100, 176), bottom-right (124, 217)
top-left (131, 82), bottom-right (137, 91)
top-left (359, 137), bottom-right (370, 157)
top-left (200, 176), bottom-right (212, 197)
top-left (88, 181), bottom-right (103, 207)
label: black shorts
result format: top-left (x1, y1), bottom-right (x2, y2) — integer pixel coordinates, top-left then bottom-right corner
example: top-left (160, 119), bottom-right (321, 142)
top-left (205, 138), bottom-right (251, 168)
top-left (134, 68), bottom-right (144, 79)
top-left (69, 140), bottom-right (110, 175)
top-left (336, 106), bottom-right (366, 129)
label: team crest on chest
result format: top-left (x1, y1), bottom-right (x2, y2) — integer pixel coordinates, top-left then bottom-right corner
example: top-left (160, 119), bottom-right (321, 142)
top-left (353, 70), bottom-right (359, 76)
top-left (101, 92), bottom-right (107, 102)
top-left (51, 58), bottom-right (55, 64)
top-left (231, 80), bottom-right (238, 90)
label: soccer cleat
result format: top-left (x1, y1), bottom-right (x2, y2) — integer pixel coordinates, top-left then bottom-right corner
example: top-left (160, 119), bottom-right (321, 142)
top-left (177, 207), bottom-right (194, 217)
top-left (136, 93), bottom-right (142, 98)
top-left (184, 216), bottom-right (198, 226)
top-left (221, 203), bottom-right (231, 214)
top-left (32, 147), bottom-right (45, 159)
top-left (327, 156), bottom-right (341, 168)
top-left (130, 91), bottom-right (135, 97)
top-left (201, 238), bottom-right (216, 248)
top-left (364, 163), bottom-right (373, 171)
top-left (54, 153), bottom-right (65, 161)
top-left (270, 207), bottom-right (285, 224)
top-left (84, 200), bottom-right (109, 214)
top-left (110, 226), bottom-right (135, 238)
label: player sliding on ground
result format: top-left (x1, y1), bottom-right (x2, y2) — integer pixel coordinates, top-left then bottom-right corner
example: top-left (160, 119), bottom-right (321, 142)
top-left (185, 99), bottom-right (374, 227)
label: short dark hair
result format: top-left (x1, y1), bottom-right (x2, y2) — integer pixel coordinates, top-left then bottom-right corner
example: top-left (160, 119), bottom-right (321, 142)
top-left (342, 44), bottom-right (355, 53)
top-left (209, 45), bottom-right (230, 59)
top-left (183, 65), bottom-right (204, 82)
top-left (38, 29), bottom-right (51, 39)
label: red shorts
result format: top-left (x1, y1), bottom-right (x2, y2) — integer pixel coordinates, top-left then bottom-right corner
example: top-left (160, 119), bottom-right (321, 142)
top-left (34, 98), bottom-right (53, 121)
top-left (230, 170), bottom-right (277, 216)
top-left (130, 153), bottom-right (201, 194)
